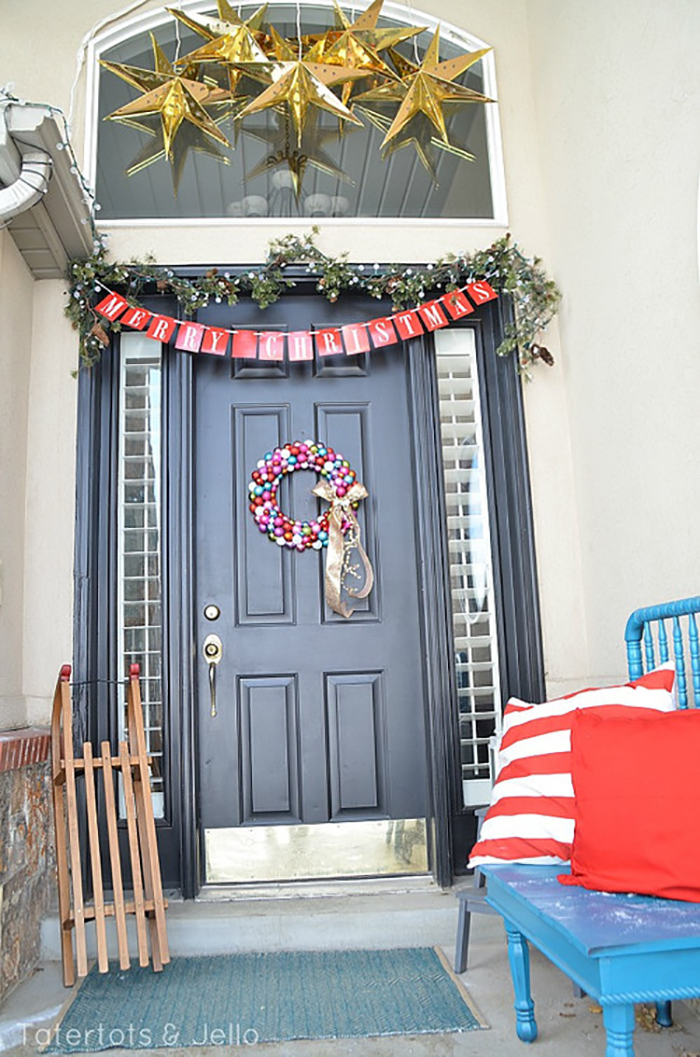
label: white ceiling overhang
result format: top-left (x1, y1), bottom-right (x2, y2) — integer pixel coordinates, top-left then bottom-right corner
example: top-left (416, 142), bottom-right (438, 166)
top-left (0, 103), bottom-right (94, 278)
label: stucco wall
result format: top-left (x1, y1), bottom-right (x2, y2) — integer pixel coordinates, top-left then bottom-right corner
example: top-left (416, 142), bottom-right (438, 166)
top-left (23, 285), bottom-right (79, 725)
top-left (0, 231), bottom-right (33, 729)
top-left (526, 0), bottom-right (700, 685)
top-left (1, 0), bottom-right (697, 719)
top-left (0, 244), bottom-right (78, 728)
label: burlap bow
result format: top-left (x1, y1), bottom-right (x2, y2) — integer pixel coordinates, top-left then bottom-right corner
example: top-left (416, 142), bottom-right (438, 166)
top-left (312, 480), bottom-right (374, 618)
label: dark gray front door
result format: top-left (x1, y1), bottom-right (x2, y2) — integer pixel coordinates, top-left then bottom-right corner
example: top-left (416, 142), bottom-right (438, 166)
top-left (194, 292), bottom-right (427, 882)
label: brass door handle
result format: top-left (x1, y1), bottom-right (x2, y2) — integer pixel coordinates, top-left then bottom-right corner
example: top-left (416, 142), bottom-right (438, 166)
top-left (202, 634), bottom-right (223, 717)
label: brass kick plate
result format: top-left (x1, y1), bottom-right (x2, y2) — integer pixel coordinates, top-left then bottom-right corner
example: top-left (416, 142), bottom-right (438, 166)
top-left (204, 818), bottom-right (428, 883)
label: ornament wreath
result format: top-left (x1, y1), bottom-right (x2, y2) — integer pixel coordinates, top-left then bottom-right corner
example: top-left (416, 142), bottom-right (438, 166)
top-left (66, 228), bottom-right (560, 373)
top-left (249, 441), bottom-right (357, 550)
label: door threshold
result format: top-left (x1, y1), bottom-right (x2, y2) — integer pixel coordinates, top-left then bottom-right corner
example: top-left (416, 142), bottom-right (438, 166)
top-left (196, 874), bottom-right (436, 902)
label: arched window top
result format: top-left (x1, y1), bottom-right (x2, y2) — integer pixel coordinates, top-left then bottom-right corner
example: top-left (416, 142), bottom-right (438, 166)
top-left (87, 2), bottom-right (505, 222)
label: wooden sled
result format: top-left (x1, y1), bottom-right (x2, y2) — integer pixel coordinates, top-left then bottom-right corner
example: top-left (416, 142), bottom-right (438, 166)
top-left (51, 663), bottom-right (169, 986)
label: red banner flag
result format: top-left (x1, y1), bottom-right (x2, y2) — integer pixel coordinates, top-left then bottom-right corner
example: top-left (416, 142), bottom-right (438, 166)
top-left (466, 280), bottom-right (498, 305)
top-left (231, 331), bottom-right (258, 358)
top-left (315, 328), bottom-right (344, 357)
top-left (146, 315), bottom-right (177, 342)
top-left (95, 291), bottom-right (128, 321)
top-left (259, 332), bottom-right (285, 361)
top-left (175, 322), bottom-right (205, 353)
top-left (341, 323), bottom-right (370, 356)
top-left (442, 289), bottom-right (475, 319)
top-left (418, 300), bottom-right (449, 331)
top-left (287, 331), bottom-right (314, 361)
top-left (120, 306), bottom-right (152, 330)
top-left (201, 327), bottom-right (230, 356)
top-left (368, 317), bottom-right (398, 349)
top-left (393, 310), bottom-right (424, 340)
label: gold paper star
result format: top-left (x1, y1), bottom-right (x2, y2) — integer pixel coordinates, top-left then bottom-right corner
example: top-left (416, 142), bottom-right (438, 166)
top-left (166, 2), bottom-right (268, 44)
top-left (331, 0), bottom-right (425, 52)
top-left (354, 28), bottom-right (492, 147)
top-left (303, 9), bottom-right (403, 105)
top-left (234, 26), bottom-right (366, 144)
top-left (101, 34), bottom-right (234, 158)
top-left (172, 3), bottom-right (269, 95)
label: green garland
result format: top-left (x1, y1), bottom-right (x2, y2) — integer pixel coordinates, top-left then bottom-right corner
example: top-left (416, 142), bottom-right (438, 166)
top-left (66, 229), bottom-right (560, 373)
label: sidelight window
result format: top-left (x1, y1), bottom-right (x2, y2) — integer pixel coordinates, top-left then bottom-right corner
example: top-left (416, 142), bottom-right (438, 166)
top-left (116, 334), bottom-right (165, 816)
top-left (435, 329), bottom-right (501, 807)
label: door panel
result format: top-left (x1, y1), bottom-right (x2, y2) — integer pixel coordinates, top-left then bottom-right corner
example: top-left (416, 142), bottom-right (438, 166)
top-left (194, 293), bottom-right (427, 876)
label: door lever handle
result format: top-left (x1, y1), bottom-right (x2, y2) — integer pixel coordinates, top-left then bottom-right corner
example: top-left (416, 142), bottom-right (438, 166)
top-left (202, 634), bottom-right (223, 717)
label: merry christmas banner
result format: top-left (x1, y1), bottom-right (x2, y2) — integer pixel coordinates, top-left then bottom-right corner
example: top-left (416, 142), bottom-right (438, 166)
top-left (94, 280), bottom-right (498, 361)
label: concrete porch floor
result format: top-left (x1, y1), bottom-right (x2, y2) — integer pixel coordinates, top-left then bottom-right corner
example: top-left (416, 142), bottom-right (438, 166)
top-left (3, 882), bottom-right (700, 1056)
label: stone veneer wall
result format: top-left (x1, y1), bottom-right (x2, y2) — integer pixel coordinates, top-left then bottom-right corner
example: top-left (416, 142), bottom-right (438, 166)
top-left (0, 729), bottom-right (54, 1003)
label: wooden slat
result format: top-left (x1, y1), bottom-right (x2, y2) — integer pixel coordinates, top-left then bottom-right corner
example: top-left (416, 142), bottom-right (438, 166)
top-left (83, 743), bottom-right (109, 973)
top-left (62, 686), bottom-right (88, 979)
top-left (120, 740), bottom-right (150, 967)
top-left (65, 897), bottom-right (168, 926)
top-left (63, 754), bottom-right (153, 771)
top-left (127, 670), bottom-right (169, 970)
top-left (50, 670), bottom-right (76, 987)
top-left (101, 741), bottom-right (130, 970)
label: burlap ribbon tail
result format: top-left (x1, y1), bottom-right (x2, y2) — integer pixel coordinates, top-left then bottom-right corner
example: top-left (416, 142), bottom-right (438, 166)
top-left (312, 480), bottom-right (374, 618)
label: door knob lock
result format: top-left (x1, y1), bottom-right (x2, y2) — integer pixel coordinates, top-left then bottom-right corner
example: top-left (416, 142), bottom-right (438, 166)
top-left (202, 634), bottom-right (223, 717)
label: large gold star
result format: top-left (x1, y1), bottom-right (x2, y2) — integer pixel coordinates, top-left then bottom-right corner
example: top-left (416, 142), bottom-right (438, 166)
top-left (234, 26), bottom-right (366, 144)
top-left (101, 34), bottom-right (234, 158)
top-left (354, 28), bottom-right (492, 148)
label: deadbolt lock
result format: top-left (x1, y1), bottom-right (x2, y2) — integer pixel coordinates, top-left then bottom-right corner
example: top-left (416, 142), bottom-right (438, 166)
top-left (204, 604), bottom-right (221, 621)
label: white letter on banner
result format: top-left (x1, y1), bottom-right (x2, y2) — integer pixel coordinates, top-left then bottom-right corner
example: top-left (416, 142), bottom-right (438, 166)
top-left (96, 293), bottom-right (127, 320)
top-left (395, 313), bottom-right (420, 336)
top-left (321, 331), bottom-right (341, 355)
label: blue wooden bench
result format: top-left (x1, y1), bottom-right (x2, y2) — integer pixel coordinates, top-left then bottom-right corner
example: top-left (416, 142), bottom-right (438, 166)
top-left (483, 864), bottom-right (700, 1056)
top-left (469, 596), bottom-right (700, 1054)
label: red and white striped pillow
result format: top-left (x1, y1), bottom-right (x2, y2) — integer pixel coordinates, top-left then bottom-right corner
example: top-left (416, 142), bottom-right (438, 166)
top-left (468, 667), bottom-right (676, 868)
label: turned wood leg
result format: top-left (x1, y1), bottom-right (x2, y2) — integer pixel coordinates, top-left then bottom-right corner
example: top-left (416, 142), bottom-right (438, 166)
top-left (504, 919), bottom-right (538, 1043)
top-left (602, 1003), bottom-right (635, 1057)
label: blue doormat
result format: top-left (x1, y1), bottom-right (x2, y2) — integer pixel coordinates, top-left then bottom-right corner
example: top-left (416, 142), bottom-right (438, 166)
top-left (46, 948), bottom-right (486, 1051)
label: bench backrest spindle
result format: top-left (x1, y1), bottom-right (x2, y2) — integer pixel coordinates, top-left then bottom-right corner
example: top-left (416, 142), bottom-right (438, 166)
top-left (625, 596), bottom-right (700, 710)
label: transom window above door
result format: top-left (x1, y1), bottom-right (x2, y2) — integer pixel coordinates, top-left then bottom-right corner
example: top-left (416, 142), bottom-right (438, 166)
top-left (90, 2), bottom-right (503, 221)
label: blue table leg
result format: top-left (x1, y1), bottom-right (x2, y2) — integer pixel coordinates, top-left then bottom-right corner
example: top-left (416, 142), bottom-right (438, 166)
top-left (602, 1003), bottom-right (635, 1057)
top-left (655, 1000), bottom-right (672, 1027)
top-left (504, 918), bottom-right (538, 1042)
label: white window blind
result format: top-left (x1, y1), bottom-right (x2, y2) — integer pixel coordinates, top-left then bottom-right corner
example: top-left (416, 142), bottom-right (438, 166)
top-left (435, 329), bottom-right (501, 807)
top-left (117, 334), bottom-right (164, 816)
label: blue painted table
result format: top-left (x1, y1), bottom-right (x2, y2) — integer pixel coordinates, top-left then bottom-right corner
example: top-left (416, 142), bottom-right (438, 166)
top-left (483, 864), bottom-right (700, 1056)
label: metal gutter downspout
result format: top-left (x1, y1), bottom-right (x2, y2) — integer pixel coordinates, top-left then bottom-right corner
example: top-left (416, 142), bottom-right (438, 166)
top-left (0, 102), bottom-right (53, 223)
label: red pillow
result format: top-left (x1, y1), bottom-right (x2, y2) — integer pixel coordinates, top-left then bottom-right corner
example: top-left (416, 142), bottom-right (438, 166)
top-left (468, 667), bottom-right (676, 868)
top-left (560, 708), bottom-right (700, 901)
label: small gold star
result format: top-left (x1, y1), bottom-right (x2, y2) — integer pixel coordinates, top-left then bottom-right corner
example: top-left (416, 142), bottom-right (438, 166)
top-left (354, 28), bottom-right (492, 148)
top-left (101, 34), bottom-right (234, 158)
